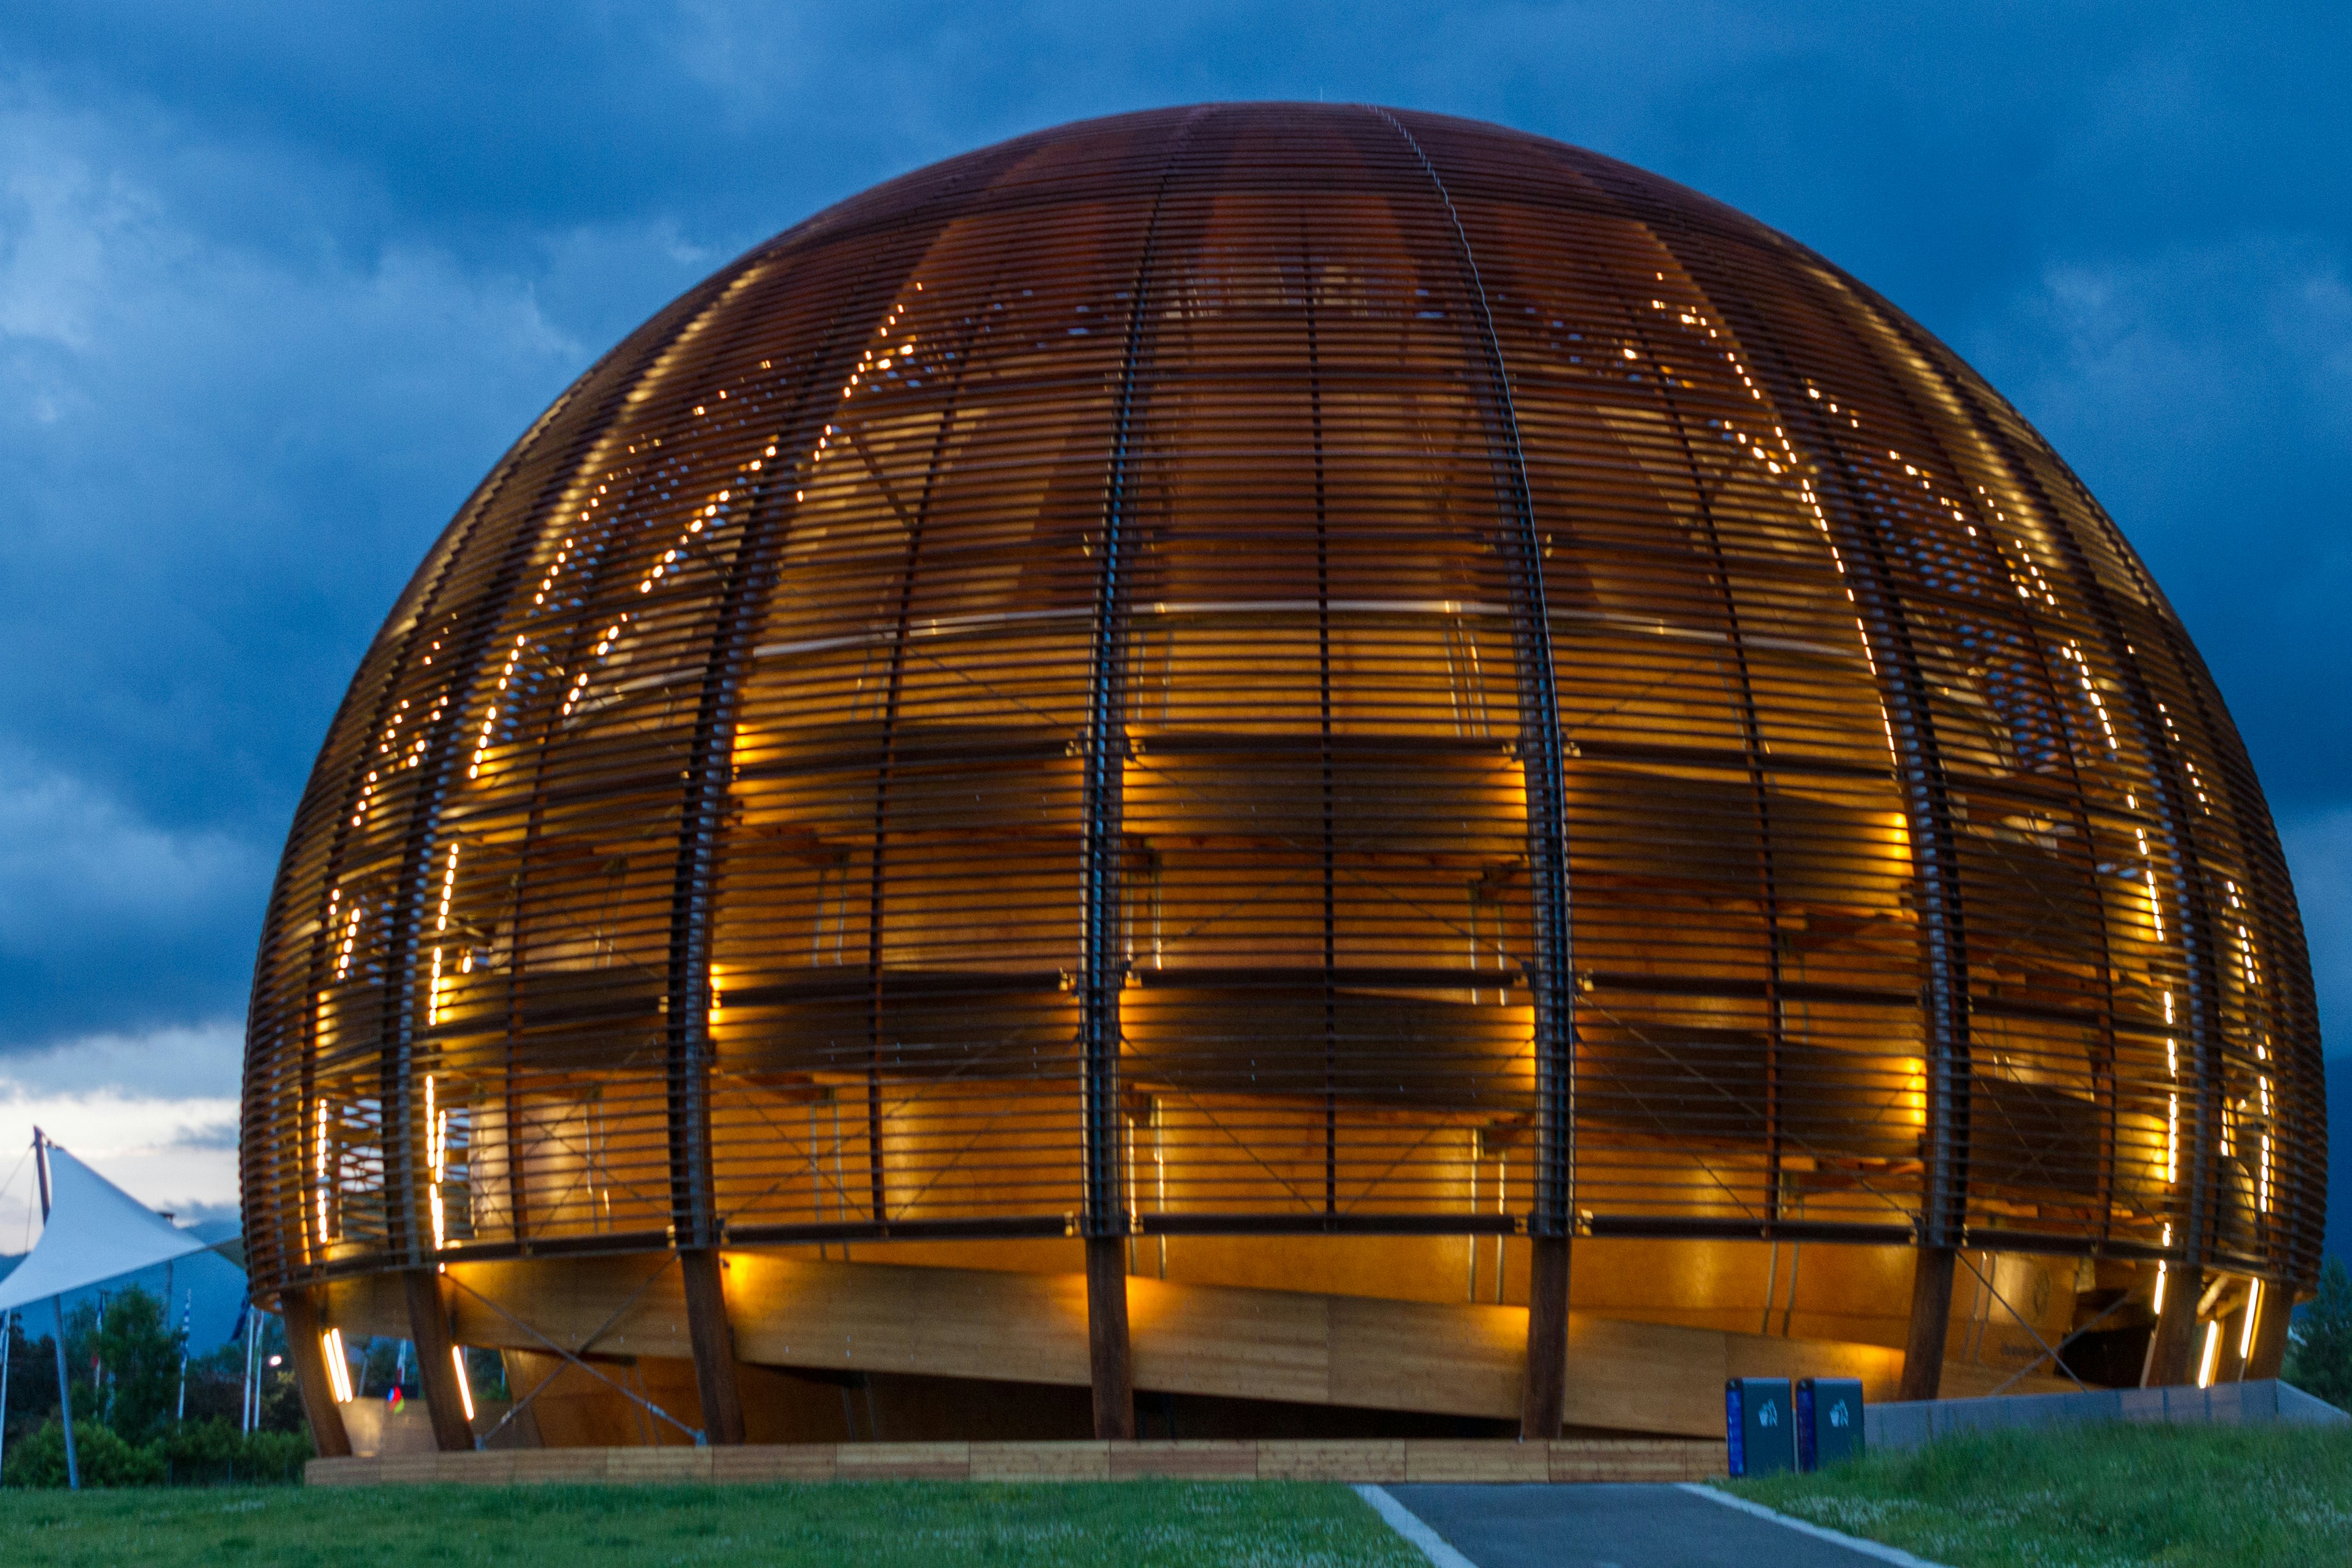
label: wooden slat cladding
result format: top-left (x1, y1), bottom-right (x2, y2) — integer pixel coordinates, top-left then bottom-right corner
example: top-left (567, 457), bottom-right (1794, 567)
top-left (243, 104), bottom-right (2322, 1335)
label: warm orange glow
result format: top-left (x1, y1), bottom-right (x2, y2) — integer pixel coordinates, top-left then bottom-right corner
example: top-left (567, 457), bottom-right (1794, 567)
top-left (235, 107), bottom-right (2320, 1437)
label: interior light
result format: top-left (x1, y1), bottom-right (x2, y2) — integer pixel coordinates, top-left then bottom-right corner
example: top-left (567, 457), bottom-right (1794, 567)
top-left (452, 1346), bottom-right (477, 1422)
top-left (2197, 1321), bottom-right (2220, 1388)
top-left (323, 1328), bottom-right (354, 1403)
top-left (2241, 1280), bottom-right (2262, 1360)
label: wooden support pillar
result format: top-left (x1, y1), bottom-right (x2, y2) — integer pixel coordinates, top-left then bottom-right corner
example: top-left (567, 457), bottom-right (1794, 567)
top-left (279, 1286), bottom-right (351, 1458)
top-left (681, 1247), bottom-right (746, 1445)
top-left (403, 1268), bottom-right (474, 1452)
top-left (1086, 1236), bottom-right (1135, 1440)
top-left (2245, 1279), bottom-right (2292, 1381)
top-left (1520, 1233), bottom-right (1570, 1440)
top-left (2145, 1262), bottom-right (2203, 1386)
top-left (2244, 1279), bottom-right (2292, 1381)
top-left (1898, 1246), bottom-right (1957, 1402)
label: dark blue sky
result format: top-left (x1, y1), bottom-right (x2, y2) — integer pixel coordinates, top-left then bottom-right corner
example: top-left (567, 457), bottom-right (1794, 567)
top-left (0, 2), bottom-right (2345, 1225)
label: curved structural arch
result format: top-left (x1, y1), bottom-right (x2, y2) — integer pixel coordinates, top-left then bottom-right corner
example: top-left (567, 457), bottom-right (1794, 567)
top-left (242, 104), bottom-right (2323, 1450)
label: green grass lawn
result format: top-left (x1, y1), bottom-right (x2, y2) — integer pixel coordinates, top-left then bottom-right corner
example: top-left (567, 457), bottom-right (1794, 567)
top-left (1729, 1421), bottom-right (2352, 1567)
top-left (0, 1479), bottom-right (1422, 1567)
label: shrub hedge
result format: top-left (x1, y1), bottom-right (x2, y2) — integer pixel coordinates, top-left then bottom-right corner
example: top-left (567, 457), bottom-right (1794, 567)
top-left (4, 1418), bottom-right (309, 1488)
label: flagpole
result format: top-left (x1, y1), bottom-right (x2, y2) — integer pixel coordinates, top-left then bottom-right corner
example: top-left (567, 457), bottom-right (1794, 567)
top-left (33, 1128), bottom-right (79, 1492)
top-left (176, 1287), bottom-right (192, 1422)
top-left (0, 1307), bottom-right (14, 1483)
top-left (241, 1302), bottom-right (259, 1433)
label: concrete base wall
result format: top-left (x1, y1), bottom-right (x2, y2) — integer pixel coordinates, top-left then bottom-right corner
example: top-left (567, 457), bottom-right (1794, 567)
top-left (1870, 1378), bottom-right (2348, 1451)
top-left (308, 1436), bottom-right (1726, 1486)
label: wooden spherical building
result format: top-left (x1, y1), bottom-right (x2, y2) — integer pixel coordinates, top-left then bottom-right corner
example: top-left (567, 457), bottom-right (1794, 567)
top-left (242, 104), bottom-right (2323, 1453)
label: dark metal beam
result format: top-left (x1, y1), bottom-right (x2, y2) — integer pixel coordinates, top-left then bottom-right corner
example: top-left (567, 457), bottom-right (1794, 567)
top-left (1906, 331), bottom-right (2230, 1326)
top-left (1370, 104), bottom-right (1576, 1443)
top-left (1078, 106), bottom-right (1208, 1442)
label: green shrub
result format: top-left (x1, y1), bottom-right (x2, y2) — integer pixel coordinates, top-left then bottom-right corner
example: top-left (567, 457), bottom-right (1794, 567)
top-left (157, 1420), bottom-right (310, 1486)
top-left (3, 1420), bottom-right (168, 1488)
top-left (2, 1417), bottom-right (308, 1489)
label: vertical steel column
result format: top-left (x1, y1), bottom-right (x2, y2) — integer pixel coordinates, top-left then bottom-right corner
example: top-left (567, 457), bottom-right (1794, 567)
top-left (403, 1268), bottom-right (474, 1451)
top-left (1592, 216), bottom-right (1985, 1402)
top-left (1301, 218), bottom-right (1339, 1221)
top-left (1082, 109), bottom-right (1206, 1442)
top-left (667, 260), bottom-right (929, 1412)
top-left (1875, 541), bottom-right (1969, 1410)
top-left (278, 1285), bottom-right (352, 1459)
top-left (1371, 108), bottom-right (1576, 1440)
top-left (637, 272), bottom-right (826, 1278)
top-left (858, 249), bottom-right (1013, 1231)
top-left (663, 273), bottom-right (829, 1440)
top-left (649, 188), bottom-right (1028, 1431)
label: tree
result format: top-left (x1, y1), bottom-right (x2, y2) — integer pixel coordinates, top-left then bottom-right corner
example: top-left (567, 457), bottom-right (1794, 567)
top-left (2, 1315), bottom-right (60, 1447)
top-left (176, 1321), bottom-right (306, 1437)
top-left (90, 1287), bottom-right (185, 1447)
top-left (2286, 1256), bottom-right (2352, 1410)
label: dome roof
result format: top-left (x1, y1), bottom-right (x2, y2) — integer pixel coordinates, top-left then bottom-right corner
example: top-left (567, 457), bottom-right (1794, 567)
top-left (241, 104), bottom-right (2320, 1307)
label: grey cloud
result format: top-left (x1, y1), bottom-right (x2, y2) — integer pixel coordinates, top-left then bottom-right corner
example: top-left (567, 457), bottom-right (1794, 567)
top-left (163, 1119), bottom-right (240, 1153)
top-left (0, 754), bottom-right (261, 939)
top-left (0, 1019), bottom-right (245, 1099)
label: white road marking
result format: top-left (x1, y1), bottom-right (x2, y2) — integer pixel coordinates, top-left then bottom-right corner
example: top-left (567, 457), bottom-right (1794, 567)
top-left (1354, 1483), bottom-right (1482, 1568)
top-left (1678, 1483), bottom-right (1955, 1567)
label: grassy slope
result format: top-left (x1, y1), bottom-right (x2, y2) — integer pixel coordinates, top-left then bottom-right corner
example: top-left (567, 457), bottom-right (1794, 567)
top-left (0, 1479), bottom-right (1423, 1568)
top-left (1730, 1423), bottom-right (2352, 1567)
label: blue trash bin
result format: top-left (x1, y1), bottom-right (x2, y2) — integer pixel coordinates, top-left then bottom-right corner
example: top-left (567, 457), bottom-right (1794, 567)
top-left (1725, 1377), bottom-right (1796, 1477)
top-left (1796, 1377), bottom-right (1865, 1471)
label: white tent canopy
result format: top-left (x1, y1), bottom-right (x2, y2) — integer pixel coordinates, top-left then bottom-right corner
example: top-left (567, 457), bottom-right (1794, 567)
top-left (0, 1141), bottom-right (210, 1315)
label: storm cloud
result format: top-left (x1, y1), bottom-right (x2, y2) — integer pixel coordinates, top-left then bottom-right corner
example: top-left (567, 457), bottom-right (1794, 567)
top-left (0, 2), bottom-right (2342, 1237)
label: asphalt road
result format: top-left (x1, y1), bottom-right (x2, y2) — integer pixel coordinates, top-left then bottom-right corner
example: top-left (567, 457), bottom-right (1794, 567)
top-left (1380, 1483), bottom-right (1911, 1568)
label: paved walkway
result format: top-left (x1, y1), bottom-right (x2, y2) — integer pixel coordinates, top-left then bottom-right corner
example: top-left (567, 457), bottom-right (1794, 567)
top-left (1378, 1483), bottom-right (1919, 1568)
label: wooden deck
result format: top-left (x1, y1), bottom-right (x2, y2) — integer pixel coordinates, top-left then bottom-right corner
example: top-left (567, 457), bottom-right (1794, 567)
top-left (307, 1436), bottom-right (1726, 1487)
